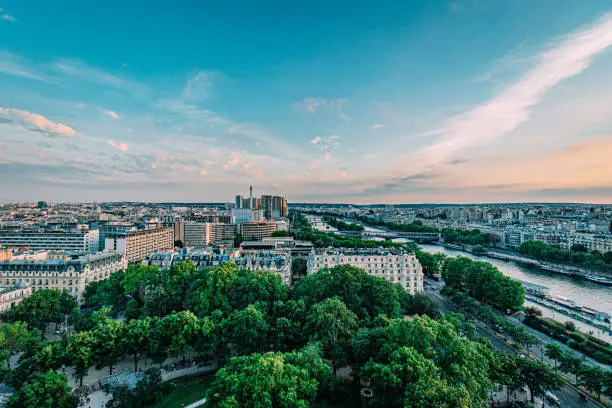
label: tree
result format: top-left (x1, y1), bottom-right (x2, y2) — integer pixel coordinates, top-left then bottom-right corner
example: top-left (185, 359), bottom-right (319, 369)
top-left (158, 311), bottom-right (200, 361)
top-left (0, 322), bottom-right (38, 369)
top-left (122, 264), bottom-right (158, 305)
top-left (557, 352), bottom-right (583, 376)
top-left (362, 346), bottom-right (472, 407)
top-left (571, 243), bottom-right (588, 253)
top-left (207, 345), bottom-right (334, 408)
top-left (578, 366), bottom-right (607, 401)
top-left (524, 306), bottom-right (542, 319)
top-left (12, 289), bottom-right (65, 334)
top-left (271, 230), bottom-right (291, 237)
top-left (66, 331), bottom-right (96, 387)
top-left (7, 370), bottom-right (77, 408)
top-left (517, 358), bottom-right (563, 403)
top-left (186, 263), bottom-right (238, 316)
top-left (415, 251), bottom-right (438, 276)
top-left (294, 264), bottom-right (402, 320)
top-left (91, 310), bottom-right (124, 375)
top-left (222, 305), bottom-right (269, 356)
top-left (545, 344), bottom-right (564, 371)
top-left (402, 293), bottom-right (440, 318)
top-left (306, 298), bottom-right (358, 375)
top-left (442, 256), bottom-right (472, 288)
top-left (233, 233), bottom-right (243, 247)
top-left (122, 317), bottom-right (153, 371)
top-left (492, 353), bottom-right (522, 403)
top-left (564, 321), bottom-right (576, 332)
top-left (359, 315), bottom-right (493, 408)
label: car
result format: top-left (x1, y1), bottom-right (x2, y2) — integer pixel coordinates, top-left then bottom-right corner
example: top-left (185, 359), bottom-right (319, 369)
top-left (517, 353), bottom-right (526, 359)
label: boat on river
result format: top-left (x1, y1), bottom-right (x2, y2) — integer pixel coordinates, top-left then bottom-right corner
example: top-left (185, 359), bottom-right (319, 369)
top-left (585, 274), bottom-right (612, 286)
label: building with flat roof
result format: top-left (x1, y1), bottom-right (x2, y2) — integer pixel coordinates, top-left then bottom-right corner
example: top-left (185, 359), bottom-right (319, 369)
top-left (0, 251), bottom-right (126, 304)
top-left (0, 227), bottom-right (99, 254)
top-left (307, 247), bottom-right (424, 294)
top-left (240, 221), bottom-right (277, 241)
top-left (105, 227), bottom-right (174, 263)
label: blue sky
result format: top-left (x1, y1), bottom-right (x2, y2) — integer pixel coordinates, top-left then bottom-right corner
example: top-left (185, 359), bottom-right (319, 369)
top-left (1, 1), bottom-right (612, 203)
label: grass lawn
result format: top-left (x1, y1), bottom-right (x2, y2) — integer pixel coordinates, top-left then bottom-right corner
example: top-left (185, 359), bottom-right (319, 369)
top-left (152, 375), bottom-right (214, 408)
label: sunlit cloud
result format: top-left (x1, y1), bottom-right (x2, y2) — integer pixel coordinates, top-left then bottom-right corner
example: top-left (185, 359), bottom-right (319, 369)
top-left (104, 110), bottom-right (119, 119)
top-left (107, 139), bottom-right (128, 152)
top-left (0, 7), bottom-right (16, 22)
top-left (421, 13), bottom-right (612, 164)
top-left (0, 107), bottom-right (82, 137)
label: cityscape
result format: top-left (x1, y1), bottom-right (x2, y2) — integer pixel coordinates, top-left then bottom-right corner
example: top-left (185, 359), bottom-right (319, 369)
top-left (2, 2), bottom-right (612, 408)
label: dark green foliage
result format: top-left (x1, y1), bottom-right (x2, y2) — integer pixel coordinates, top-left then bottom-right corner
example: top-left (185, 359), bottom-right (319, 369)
top-left (518, 240), bottom-right (611, 271)
top-left (442, 256), bottom-right (524, 310)
top-left (294, 264), bottom-right (402, 320)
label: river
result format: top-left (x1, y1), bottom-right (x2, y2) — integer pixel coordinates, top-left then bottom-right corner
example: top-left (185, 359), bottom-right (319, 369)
top-left (419, 244), bottom-right (612, 341)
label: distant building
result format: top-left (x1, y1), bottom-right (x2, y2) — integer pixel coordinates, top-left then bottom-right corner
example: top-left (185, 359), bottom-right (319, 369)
top-left (240, 221), bottom-right (277, 241)
top-left (307, 247), bottom-right (424, 294)
top-left (97, 222), bottom-right (138, 251)
top-left (261, 195), bottom-right (288, 219)
top-left (0, 282), bottom-right (32, 313)
top-left (105, 227), bottom-right (174, 263)
top-left (0, 251), bottom-right (126, 304)
top-left (0, 227), bottom-right (99, 254)
top-left (177, 222), bottom-right (237, 247)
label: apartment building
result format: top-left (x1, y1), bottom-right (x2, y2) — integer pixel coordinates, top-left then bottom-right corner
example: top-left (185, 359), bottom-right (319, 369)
top-left (0, 251), bottom-right (126, 304)
top-left (105, 227), bottom-right (174, 263)
top-left (0, 227), bottom-right (99, 254)
top-left (0, 282), bottom-right (32, 313)
top-left (307, 247), bottom-right (424, 294)
top-left (240, 221), bottom-right (277, 241)
top-left (230, 249), bottom-right (292, 284)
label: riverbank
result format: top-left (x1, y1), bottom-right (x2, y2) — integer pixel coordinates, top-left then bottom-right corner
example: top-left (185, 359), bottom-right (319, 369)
top-left (420, 244), bottom-right (612, 343)
top-left (441, 243), bottom-right (612, 286)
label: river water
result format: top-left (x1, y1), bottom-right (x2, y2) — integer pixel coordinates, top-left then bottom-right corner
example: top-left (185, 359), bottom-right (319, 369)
top-left (419, 244), bottom-right (612, 341)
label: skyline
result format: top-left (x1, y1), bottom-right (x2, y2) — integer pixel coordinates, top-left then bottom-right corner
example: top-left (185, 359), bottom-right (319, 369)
top-left (2, 1), bottom-right (612, 204)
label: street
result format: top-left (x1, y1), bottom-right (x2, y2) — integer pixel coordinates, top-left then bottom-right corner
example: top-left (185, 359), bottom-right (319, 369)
top-left (425, 282), bottom-right (604, 408)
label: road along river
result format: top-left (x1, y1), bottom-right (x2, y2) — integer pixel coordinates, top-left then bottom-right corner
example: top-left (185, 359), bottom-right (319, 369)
top-left (419, 244), bottom-right (612, 343)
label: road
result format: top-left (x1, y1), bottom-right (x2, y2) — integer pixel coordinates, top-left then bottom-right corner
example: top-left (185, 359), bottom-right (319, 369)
top-left (424, 281), bottom-right (604, 408)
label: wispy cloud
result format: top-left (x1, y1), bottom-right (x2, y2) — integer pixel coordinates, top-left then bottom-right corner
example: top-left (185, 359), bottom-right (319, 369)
top-left (0, 7), bottom-right (16, 22)
top-left (104, 110), bottom-right (119, 119)
top-left (421, 13), bottom-right (612, 164)
top-left (294, 97), bottom-right (349, 120)
top-left (309, 136), bottom-right (322, 144)
top-left (182, 70), bottom-right (214, 101)
top-left (0, 107), bottom-right (82, 137)
top-left (369, 124), bottom-right (385, 129)
top-left (107, 139), bottom-right (128, 152)
top-left (51, 58), bottom-right (142, 91)
top-left (0, 51), bottom-right (55, 82)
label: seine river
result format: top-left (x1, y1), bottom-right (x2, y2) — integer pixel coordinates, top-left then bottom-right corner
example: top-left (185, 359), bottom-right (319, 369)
top-left (419, 244), bottom-right (612, 341)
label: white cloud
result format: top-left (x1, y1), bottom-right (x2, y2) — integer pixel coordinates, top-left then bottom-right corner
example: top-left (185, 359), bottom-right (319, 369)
top-left (294, 97), bottom-right (349, 120)
top-left (309, 136), bottom-right (322, 144)
top-left (0, 7), bottom-right (16, 22)
top-left (421, 13), bottom-right (612, 164)
top-left (104, 110), bottom-right (119, 119)
top-left (0, 107), bottom-right (82, 137)
top-left (182, 70), bottom-right (214, 101)
top-left (369, 124), bottom-right (385, 129)
top-left (107, 139), bottom-right (128, 152)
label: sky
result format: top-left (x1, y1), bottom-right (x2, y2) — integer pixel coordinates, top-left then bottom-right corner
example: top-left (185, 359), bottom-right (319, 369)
top-left (1, 1), bottom-right (612, 204)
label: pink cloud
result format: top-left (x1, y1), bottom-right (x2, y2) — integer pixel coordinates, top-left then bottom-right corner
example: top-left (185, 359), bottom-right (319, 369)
top-left (107, 139), bottom-right (128, 152)
top-left (0, 107), bottom-right (82, 137)
top-left (104, 110), bottom-right (119, 119)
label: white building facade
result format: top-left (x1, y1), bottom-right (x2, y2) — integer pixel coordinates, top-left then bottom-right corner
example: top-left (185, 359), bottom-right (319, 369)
top-left (0, 251), bottom-right (127, 304)
top-left (307, 247), bottom-right (424, 294)
top-left (0, 228), bottom-right (99, 254)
